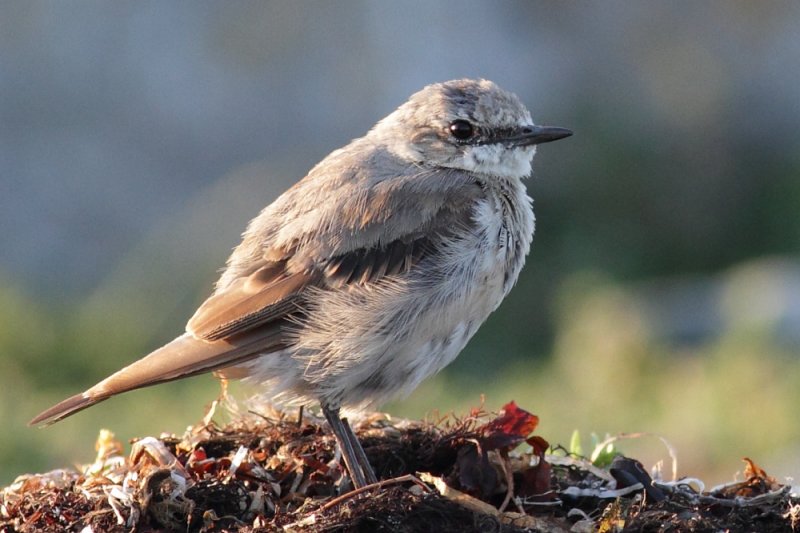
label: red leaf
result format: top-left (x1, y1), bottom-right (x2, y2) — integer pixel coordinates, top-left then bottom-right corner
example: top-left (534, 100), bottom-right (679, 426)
top-left (476, 401), bottom-right (540, 452)
top-left (519, 434), bottom-right (553, 499)
top-left (526, 435), bottom-right (550, 456)
top-left (190, 448), bottom-right (207, 462)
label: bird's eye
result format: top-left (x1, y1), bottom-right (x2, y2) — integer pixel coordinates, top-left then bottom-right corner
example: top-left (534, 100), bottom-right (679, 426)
top-left (449, 119), bottom-right (474, 141)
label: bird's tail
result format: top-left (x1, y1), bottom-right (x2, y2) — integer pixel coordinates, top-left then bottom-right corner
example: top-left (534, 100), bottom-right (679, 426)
top-left (29, 328), bottom-right (283, 426)
top-left (29, 391), bottom-right (105, 427)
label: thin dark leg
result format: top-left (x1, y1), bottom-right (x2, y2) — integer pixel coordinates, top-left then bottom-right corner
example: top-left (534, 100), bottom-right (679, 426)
top-left (341, 416), bottom-right (378, 484)
top-left (322, 404), bottom-right (368, 488)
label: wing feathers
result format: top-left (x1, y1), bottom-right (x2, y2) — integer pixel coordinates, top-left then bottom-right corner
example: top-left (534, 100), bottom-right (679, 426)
top-left (324, 237), bottom-right (429, 286)
top-left (188, 266), bottom-right (315, 341)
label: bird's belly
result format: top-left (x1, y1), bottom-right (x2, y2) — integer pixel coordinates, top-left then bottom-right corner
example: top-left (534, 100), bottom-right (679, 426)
top-left (343, 239), bottom-right (514, 407)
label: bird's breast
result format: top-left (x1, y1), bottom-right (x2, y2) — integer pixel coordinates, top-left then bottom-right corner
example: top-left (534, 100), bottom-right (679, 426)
top-left (440, 183), bottom-right (533, 322)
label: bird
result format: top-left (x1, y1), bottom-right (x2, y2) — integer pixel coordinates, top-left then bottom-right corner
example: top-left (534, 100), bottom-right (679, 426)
top-left (30, 78), bottom-right (572, 489)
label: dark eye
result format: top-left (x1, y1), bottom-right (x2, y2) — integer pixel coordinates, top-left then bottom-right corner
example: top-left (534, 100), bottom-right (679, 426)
top-left (449, 119), bottom-right (474, 141)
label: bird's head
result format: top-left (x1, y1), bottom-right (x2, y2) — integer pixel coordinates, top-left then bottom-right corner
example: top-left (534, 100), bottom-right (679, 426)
top-left (371, 79), bottom-right (572, 180)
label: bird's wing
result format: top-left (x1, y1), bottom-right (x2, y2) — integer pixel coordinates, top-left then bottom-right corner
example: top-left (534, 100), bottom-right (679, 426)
top-left (187, 220), bottom-right (453, 342)
top-left (188, 167), bottom-right (482, 342)
top-left (186, 263), bottom-right (317, 341)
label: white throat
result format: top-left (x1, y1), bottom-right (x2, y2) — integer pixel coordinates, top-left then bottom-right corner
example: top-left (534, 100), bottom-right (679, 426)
top-left (460, 144), bottom-right (536, 179)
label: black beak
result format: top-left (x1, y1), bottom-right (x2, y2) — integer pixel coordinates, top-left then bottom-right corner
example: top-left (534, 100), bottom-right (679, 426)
top-left (507, 125), bottom-right (573, 147)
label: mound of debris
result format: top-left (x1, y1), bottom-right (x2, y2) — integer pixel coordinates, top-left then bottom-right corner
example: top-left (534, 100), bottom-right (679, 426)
top-left (2, 401), bottom-right (798, 532)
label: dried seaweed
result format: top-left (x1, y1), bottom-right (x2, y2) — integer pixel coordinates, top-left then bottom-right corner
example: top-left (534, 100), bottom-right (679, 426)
top-left (2, 403), bottom-right (797, 532)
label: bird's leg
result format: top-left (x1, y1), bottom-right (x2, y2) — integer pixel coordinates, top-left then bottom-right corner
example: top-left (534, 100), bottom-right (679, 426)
top-left (341, 416), bottom-right (378, 485)
top-left (322, 404), bottom-right (368, 488)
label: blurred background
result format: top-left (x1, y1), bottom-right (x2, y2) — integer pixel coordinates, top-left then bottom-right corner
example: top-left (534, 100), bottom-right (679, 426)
top-left (2, 2), bottom-right (799, 488)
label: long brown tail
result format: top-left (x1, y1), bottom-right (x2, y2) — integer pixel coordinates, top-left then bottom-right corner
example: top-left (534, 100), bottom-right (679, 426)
top-left (29, 327), bottom-right (284, 427)
top-left (29, 391), bottom-right (107, 427)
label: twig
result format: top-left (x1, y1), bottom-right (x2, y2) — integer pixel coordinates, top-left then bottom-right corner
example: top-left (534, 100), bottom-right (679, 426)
top-left (497, 452), bottom-right (516, 513)
top-left (319, 474), bottom-right (430, 513)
